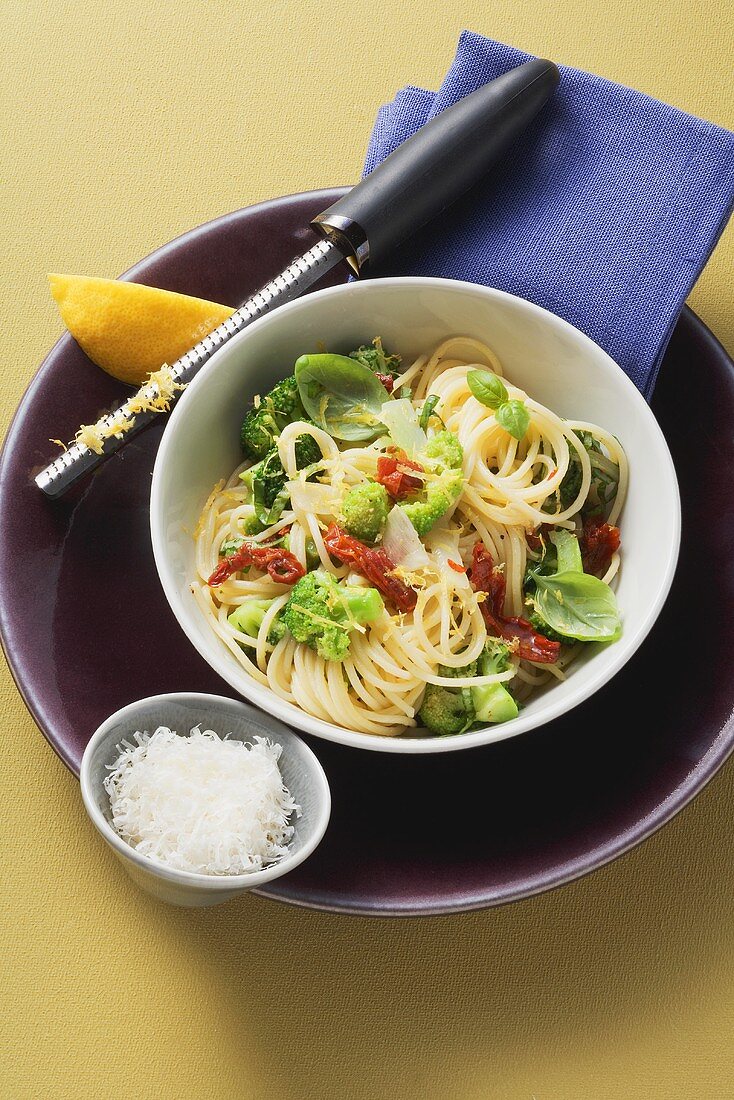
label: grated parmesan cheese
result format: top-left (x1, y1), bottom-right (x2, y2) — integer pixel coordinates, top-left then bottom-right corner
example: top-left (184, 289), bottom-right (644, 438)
top-left (103, 725), bottom-right (300, 875)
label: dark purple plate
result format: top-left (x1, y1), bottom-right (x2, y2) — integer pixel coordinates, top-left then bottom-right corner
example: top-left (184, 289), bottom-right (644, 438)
top-left (2, 189), bottom-right (734, 916)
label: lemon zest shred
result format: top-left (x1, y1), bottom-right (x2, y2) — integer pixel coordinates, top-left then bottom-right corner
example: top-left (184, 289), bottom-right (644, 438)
top-left (70, 364), bottom-right (187, 455)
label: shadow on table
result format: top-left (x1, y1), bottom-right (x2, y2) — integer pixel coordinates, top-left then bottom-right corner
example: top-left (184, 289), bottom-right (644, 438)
top-left (155, 758), bottom-right (734, 1099)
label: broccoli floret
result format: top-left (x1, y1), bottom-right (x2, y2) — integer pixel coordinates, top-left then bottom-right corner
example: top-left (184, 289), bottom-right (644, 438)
top-left (240, 375), bottom-right (307, 459)
top-left (471, 640), bottom-right (518, 724)
top-left (341, 482), bottom-right (390, 544)
top-left (269, 376), bottom-right (304, 421)
top-left (247, 433), bottom-right (323, 523)
top-left (399, 429), bottom-right (464, 537)
top-left (526, 609), bottom-right (566, 644)
top-left (283, 570), bottom-right (385, 661)
top-left (228, 599), bottom-right (286, 646)
top-left (419, 643), bottom-right (518, 735)
top-left (349, 337), bottom-right (401, 378)
top-left (418, 661), bottom-right (476, 735)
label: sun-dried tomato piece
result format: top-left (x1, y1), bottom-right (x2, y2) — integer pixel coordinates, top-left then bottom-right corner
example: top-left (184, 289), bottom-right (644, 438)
top-left (323, 523), bottom-right (417, 612)
top-left (580, 519), bottom-right (620, 576)
top-left (375, 373), bottom-right (395, 393)
top-left (468, 542), bottom-right (506, 618)
top-left (469, 541), bottom-right (560, 664)
top-left (208, 542), bottom-right (305, 587)
top-left (525, 523), bottom-right (553, 553)
top-left (375, 450), bottom-right (424, 500)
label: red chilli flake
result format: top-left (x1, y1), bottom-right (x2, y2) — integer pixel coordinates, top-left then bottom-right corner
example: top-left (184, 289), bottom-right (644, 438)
top-left (468, 541), bottom-right (560, 664)
top-left (208, 543), bottom-right (305, 587)
top-left (375, 373), bottom-right (395, 393)
top-left (323, 523), bottom-right (417, 612)
top-left (447, 559), bottom-right (466, 574)
top-left (376, 450), bottom-right (425, 500)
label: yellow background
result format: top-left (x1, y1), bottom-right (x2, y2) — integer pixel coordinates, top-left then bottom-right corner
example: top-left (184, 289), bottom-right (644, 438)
top-left (2, 2), bottom-right (733, 1097)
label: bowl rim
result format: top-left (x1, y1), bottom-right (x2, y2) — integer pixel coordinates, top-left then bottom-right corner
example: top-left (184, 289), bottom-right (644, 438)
top-left (150, 275), bottom-right (682, 754)
top-left (79, 691), bottom-right (332, 889)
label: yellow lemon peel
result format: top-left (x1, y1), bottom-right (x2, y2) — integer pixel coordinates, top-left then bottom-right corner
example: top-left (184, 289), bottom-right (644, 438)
top-left (48, 273), bottom-right (234, 386)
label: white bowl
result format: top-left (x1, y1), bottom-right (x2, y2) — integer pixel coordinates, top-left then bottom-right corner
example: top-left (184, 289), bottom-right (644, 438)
top-left (80, 692), bottom-right (331, 906)
top-left (150, 277), bottom-right (680, 754)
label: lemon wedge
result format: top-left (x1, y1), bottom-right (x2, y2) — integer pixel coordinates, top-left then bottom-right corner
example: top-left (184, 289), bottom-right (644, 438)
top-left (48, 273), bottom-right (234, 386)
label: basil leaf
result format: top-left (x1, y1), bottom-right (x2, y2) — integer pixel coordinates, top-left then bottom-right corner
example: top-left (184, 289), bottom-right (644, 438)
top-left (496, 399), bottom-right (530, 440)
top-left (467, 369), bottom-right (508, 409)
top-left (295, 353), bottom-right (391, 441)
top-left (419, 394), bottom-right (441, 432)
top-left (529, 569), bottom-right (621, 642)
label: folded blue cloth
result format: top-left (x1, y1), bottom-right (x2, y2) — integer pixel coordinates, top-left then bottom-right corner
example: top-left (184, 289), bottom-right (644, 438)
top-left (363, 32), bottom-right (734, 398)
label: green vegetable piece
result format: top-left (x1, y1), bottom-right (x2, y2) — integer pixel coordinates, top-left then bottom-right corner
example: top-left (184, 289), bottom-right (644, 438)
top-left (295, 353), bottom-right (391, 441)
top-left (527, 609), bottom-right (567, 644)
top-left (400, 429), bottom-right (464, 537)
top-left (471, 640), bottom-right (518, 724)
top-left (467, 369), bottom-right (509, 409)
top-left (419, 644), bottom-right (518, 735)
top-left (473, 684), bottom-right (518, 723)
top-left (269, 376), bottom-right (305, 420)
top-left (251, 433), bottom-right (322, 526)
top-left (304, 538), bottom-right (320, 571)
top-left (240, 375), bottom-right (306, 459)
top-left (419, 394), bottom-right (441, 432)
top-left (341, 482), bottom-right (390, 544)
top-left (527, 529), bottom-right (620, 642)
top-left (550, 528), bottom-right (583, 574)
top-left (556, 430), bottom-right (619, 515)
top-left (424, 429), bottom-right (463, 470)
top-left (418, 683), bottom-right (475, 736)
top-left (349, 337), bottom-right (401, 378)
top-left (283, 570), bottom-right (384, 661)
top-left (529, 568), bottom-right (621, 642)
top-left (418, 661), bottom-right (477, 736)
top-left (557, 455), bottom-right (583, 511)
top-left (228, 599), bottom-right (286, 646)
top-left (220, 535), bottom-right (246, 558)
top-left (496, 399), bottom-right (530, 441)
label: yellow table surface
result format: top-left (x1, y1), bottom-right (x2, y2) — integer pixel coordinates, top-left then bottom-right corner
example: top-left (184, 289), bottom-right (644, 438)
top-left (2, 4), bottom-right (733, 1098)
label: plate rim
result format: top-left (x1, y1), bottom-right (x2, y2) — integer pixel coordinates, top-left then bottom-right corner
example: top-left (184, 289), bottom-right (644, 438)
top-left (1, 191), bottom-right (733, 916)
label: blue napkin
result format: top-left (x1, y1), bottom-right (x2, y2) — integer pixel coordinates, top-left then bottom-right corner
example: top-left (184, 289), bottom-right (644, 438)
top-left (363, 33), bottom-right (734, 398)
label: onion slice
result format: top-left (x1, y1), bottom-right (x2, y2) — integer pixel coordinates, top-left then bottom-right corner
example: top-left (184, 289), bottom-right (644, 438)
top-left (382, 505), bottom-right (430, 570)
top-left (378, 398), bottom-right (427, 457)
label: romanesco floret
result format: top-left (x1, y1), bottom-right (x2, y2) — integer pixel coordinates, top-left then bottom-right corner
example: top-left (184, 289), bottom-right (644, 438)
top-left (424, 430), bottom-right (463, 471)
top-left (240, 375), bottom-right (307, 459)
top-left (400, 429), bottom-right (464, 537)
top-left (228, 598), bottom-right (286, 646)
top-left (282, 569), bottom-right (385, 661)
top-left (341, 481), bottom-right (390, 543)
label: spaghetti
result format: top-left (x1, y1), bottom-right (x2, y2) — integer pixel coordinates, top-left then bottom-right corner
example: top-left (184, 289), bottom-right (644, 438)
top-left (192, 336), bottom-right (627, 737)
